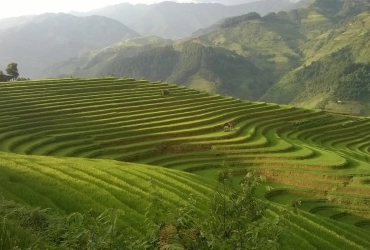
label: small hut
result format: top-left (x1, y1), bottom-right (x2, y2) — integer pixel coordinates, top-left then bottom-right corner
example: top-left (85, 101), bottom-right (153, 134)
top-left (161, 89), bottom-right (170, 96)
top-left (0, 74), bottom-right (13, 82)
top-left (222, 121), bottom-right (234, 132)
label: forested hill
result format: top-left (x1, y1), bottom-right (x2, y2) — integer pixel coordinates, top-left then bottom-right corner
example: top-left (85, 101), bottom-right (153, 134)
top-left (261, 46), bottom-right (370, 107)
top-left (0, 13), bottom-right (139, 79)
top-left (55, 42), bottom-right (274, 101)
top-left (260, 1), bottom-right (370, 114)
top-left (111, 43), bottom-right (273, 100)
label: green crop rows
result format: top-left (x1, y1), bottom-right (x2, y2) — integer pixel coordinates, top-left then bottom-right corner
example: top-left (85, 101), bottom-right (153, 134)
top-left (1, 77), bottom-right (370, 248)
top-left (0, 151), bottom-right (211, 238)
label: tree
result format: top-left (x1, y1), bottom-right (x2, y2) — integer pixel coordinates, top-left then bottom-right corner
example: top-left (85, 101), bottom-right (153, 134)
top-left (206, 168), bottom-right (282, 249)
top-left (6, 63), bottom-right (19, 80)
top-left (0, 70), bottom-right (3, 75)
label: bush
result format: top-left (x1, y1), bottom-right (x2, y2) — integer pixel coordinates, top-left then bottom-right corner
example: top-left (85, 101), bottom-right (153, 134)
top-left (138, 168), bottom-right (285, 250)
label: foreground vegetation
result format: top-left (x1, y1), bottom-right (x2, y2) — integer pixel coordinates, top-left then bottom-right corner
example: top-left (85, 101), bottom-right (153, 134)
top-left (1, 77), bottom-right (370, 248)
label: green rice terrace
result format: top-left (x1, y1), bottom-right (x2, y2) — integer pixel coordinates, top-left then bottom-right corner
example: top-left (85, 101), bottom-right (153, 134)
top-left (2, 77), bottom-right (370, 249)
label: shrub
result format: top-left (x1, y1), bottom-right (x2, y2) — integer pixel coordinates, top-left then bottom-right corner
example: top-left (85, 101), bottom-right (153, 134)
top-left (139, 168), bottom-right (285, 250)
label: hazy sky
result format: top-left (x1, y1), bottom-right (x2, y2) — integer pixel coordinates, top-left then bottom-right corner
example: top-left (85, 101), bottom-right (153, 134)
top-left (1, 0), bottom-right (259, 19)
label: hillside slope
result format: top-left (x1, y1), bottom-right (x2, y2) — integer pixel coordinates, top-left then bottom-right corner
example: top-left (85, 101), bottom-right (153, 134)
top-left (192, 12), bottom-right (306, 78)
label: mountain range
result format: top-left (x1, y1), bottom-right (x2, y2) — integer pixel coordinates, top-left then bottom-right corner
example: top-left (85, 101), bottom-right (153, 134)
top-left (0, 0), bottom-right (303, 79)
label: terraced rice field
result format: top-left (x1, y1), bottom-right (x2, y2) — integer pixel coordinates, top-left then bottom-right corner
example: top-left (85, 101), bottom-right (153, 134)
top-left (0, 151), bottom-right (211, 237)
top-left (1, 77), bottom-right (370, 248)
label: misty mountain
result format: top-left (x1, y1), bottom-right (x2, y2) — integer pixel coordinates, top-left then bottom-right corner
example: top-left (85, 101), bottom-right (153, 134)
top-left (71, 0), bottom-right (307, 39)
top-left (0, 15), bottom-right (36, 30)
top-left (0, 13), bottom-right (139, 78)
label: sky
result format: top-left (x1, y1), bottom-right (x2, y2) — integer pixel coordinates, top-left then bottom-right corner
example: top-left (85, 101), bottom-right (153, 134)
top-left (0, 0), bottom-right (260, 19)
top-left (0, 0), bottom-right (268, 19)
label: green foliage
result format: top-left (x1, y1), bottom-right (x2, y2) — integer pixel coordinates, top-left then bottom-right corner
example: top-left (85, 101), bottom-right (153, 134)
top-left (61, 209), bottom-right (125, 250)
top-left (0, 197), bottom-right (126, 250)
top-left (141, 169), bottom-right (284, 250)
top-left (0, 198), bottom-right (60, 249)
top-left (334, 64), bottom-right (370, 100)
top-left (295, 47), bottom-right (354, 97)
top-left (5, 63), bottom-right (19, 80)
top-left (207, 169), bottom-right (281, 249)
top-left (263, 46), bottom-right (370, 106)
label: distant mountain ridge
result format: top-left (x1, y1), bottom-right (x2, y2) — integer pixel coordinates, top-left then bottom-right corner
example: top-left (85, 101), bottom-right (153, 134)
top-left (0, 13), bottom-right (139, 78)
top-left (71, 0), bottom-right (308, 39)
